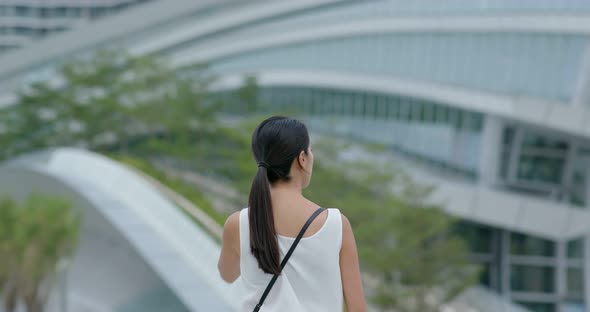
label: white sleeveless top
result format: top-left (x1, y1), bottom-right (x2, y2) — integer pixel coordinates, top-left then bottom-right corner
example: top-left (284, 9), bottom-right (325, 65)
top-left (239, 208), bottom-right (344, 312)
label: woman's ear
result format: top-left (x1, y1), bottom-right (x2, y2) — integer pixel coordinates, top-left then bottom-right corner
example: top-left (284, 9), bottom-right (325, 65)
top-left (297, 150), bottom-right (306, 169)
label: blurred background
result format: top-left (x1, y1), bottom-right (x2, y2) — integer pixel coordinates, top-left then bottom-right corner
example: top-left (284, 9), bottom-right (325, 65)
top-left (0, 1), bottom-right (589, 312)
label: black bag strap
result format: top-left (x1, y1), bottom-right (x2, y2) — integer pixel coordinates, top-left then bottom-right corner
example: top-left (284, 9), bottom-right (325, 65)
top-left (253, 207), bottom-right (326, 312)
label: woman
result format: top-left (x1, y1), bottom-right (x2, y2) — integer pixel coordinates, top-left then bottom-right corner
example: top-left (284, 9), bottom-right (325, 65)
top-left (218, 116), bottom-right (366, 311)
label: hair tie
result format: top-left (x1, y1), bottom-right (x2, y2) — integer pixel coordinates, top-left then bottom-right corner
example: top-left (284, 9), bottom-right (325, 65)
top-left (258, 161), bottom-right (270, 170)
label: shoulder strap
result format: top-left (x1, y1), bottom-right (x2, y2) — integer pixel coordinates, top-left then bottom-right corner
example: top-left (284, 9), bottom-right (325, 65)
top-left (253, 207), bottom-right (325, 312)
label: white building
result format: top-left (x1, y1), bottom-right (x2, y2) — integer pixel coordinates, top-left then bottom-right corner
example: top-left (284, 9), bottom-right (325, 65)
top-left (1, 1), bottom-right (589, 311)
top-left (0, 0), bottom-right (152, 54)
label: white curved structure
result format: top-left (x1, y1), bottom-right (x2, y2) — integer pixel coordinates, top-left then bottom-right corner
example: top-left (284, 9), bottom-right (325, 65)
top-left (0, 0), bottom-right (153, 55)
top-left (1, 1), bottom-right (590, 311)
top-left (0, 148), bottom-right (239, 312)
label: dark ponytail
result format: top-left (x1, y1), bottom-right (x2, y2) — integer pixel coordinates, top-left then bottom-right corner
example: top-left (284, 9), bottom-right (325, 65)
top-left (248, 116), bottom-right (310, 275)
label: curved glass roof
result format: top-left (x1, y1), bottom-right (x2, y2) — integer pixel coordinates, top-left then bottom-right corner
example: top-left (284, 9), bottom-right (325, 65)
top-left (208, 32), bottom-right (586, 101)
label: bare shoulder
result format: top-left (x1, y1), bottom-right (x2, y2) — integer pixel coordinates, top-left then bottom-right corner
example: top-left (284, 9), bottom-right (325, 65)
top-left (339, 213), bottom-right (358, 250)
top-left (223, 211), bottom-right (241, 233)
top-left (222, 211), bottom-right (241, 253)
top-left (340, 213), bottom-right (352, 232)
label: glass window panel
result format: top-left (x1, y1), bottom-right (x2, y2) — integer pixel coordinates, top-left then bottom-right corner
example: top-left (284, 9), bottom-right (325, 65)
top-left (318, 90), bottom-right (326, 114)
top-left (313, 89), bottom-right (323, 113)
top-left (310, 89), bottom-right (319, 114)
top-left (503, 127), bottom-right (515, 145)
top-left (500, 148), bottom-right (511, 180)
top-left (517, 156), bottom-right (564, 184)
top-left (467, 113), bottom-right (483, 132)
top-left (569, 193), bottom-right (586, 207)
top-left (448, 109), bottom-right (458, 127)
top-left (510, 233), bottom-right (555, 257)
top-left (14, 27), bottom-right (32, 36)
top-left (564, 302), bottom-right (586, 312)
top-left (292, 88), bottom-right (301, 112)
top-left (268, 88), bottom-right (276, 107)
top-left (423, 102), bottom-right (434, 122)
top-left (410, 99), bottom-right (422, 122)
top-left (567, 268), bottom-right (584, 296)
top-left (279, 88), bottom-right (287, 110)
top-left (389, 97), bottom-right (400, 120)
top-left (511, 265), bottom-right (555, 293)
top-left (291, 88), bottom-right (302, 113)
top-left (567, 239), bottom-right (584, 259)
top-left (366, 94), bottom-right (377, 119)
top-left (454, 222), bottom-right (493, 254)
top-left (377, 96), bottom-right (387, 119)
top-left (298, 89), bottom-right (307, 113)
top-left (39, 7), bottom-right (50, 18)
top-left (435, 106), bottom-right (448, 123)
top-left (327, 91), bottom-right (337, 115)
top-left (354, 94), bottom-right (364, 116)
top-left (336, 91), bottom-right (348, 116)
top-left (343, 92), bottom-right (354, 116)
top-left (517, 302), bottom-right (556, 312)
top-left (522, 133), bottom-right (568, 151)
top-left (454, 110), bottom-right (465, 129)
top-left (55, 7), bottom-right (68, 17)
top-left (331, 92), bottom-right (339, 115)
top-left (578, 146), bottom-right (590, 157)
top-left (399, 98), bottom-right (411, 121)
top-left (479, 263), bottom-right (491, 287)
top-left (15, 6), bottom-right (30, 16)
top-left (287, 88), bottom-right (297, 112)
top-left (572, 171), bottom-right (586, 187)
top-left (306, 89), bottom-right (314, 113)
top-left (70, 7), bottom-right (82, 18)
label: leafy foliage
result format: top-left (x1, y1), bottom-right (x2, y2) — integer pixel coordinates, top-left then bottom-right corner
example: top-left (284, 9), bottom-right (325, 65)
top-left (0, 50), bottom-right (479, 311)
top-left (303, 140), bottom-right (479, 311)
top-left (0, 194), bottom-right (80, 312)
top-left (0, 50), bottom-right (216, 160)
top-left (0, 197), bottom-right (18, 311)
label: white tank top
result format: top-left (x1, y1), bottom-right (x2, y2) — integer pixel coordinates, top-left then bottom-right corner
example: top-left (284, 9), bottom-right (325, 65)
top-left (238, 208), bottom-right (344, 312)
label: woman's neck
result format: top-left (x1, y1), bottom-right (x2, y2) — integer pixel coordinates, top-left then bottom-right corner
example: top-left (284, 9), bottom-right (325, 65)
top-left (270, 182), bottom-right (302, 197)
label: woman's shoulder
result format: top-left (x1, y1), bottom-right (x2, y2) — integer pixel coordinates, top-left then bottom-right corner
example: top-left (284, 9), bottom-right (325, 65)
top-left (323, 207), bottom-right (342, 217)
top-left (222, 211), bottom-right (240, 233)
top-left (322, 208), bottom-right (350, 233)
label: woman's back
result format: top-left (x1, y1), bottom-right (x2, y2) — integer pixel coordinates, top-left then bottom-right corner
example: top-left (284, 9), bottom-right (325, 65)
top-left (238, 208), bottom-right (343, 311)
top-left (217, 116), bottom-right (365, 311)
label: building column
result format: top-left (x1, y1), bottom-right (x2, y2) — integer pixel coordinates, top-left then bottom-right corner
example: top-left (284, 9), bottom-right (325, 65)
top-left (572, 44), bottom-right (590, 107)
top-left (584, 235), bottom-right (590, 311)
top-left (556, 241), bottom-right (567, 312)
top-left (491, 229), bottom-right (501, 292)
top-left (559, 142), bottom-right (577, 203)
top-left (507, 128), bottom-right (524, 184)
top-left (479, 115), bottom-right (504, 186)
top-left (500, 230), bottom-right (511, 298)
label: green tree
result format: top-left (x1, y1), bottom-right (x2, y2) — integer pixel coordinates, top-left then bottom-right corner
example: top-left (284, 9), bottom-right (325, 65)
top-left (301, 139), bottom-right (479, 312)
top-left (1, 50), bottom-right (216, 160)
top-left (0, 198), bottom-right (18, 312)
top-left (356, 192), bottom-right (479, 312)
top-left (0, 194), bottom-right (80, 312)
top-left (235, 75), bottom-right (265, 113)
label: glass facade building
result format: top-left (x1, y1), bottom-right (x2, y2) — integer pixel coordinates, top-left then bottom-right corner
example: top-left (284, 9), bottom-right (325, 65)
top-left (1, 0), bottom-right (590, 311)
top-left (0, 0), bottom-right (153, 54)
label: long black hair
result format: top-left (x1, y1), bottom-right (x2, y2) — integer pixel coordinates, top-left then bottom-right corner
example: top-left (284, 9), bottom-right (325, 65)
top-left (248, 116), bottom-right (310, 275)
